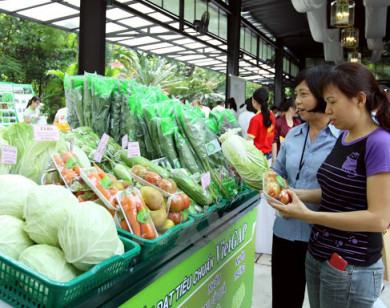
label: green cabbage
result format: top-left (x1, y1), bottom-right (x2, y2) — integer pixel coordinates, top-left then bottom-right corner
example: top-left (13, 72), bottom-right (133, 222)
top-left (0, 175), bottom-right (38, 219)
top-left (19, 244), bottom-right (80, 282)
top-left (58, 201), bottom-right (124, 271)
top-left (18, 140), bottom-right (69, 184)
top-left (1, 123), bottom-right (34, 173)
top-left (219, 129), bottom-right (269, 190)
top-left (24, 185), bottom-right (79, 247)
top-left (0, 134), bottom-right (10, 174)
top-left (0, 215), bottom-right (34, 259)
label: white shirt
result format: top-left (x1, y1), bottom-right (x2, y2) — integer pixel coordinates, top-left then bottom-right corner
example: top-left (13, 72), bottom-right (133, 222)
top-left (238, 110), bottom-right (255, 139)
top-left (201, 106), bottom-right (211, 118)
top-left (213, 105), bottom-right (225, 112)
top-left (23, 107), bottom-right (40, 124)
top-left (230, 109), bottom-right (238, 119)
top-left (55, 107), bottom-right (68, 123)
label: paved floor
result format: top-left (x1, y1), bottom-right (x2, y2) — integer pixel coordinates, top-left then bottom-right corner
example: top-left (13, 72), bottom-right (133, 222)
top-left (252, 253), bottom-right (390, 308)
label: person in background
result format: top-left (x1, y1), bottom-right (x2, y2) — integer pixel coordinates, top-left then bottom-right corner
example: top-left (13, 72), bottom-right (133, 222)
top-left (271, 98), bottom-right (301, 165)
top-left (247, 88), bottom-right (275, 162)
top-left (270, 62), bottom-right (390, 308)
top-left (192, 100), bottom-right (211, 118)
top-left (226, 97), bottom-right (238, 118)
top-left (271, 105), bottom-right (279, 118)
top-left (238, 97), bottom-right (256, 139)
top-left (270, 65), bottom-right (338, 308)
top-left (179, 98), bottom-right (185, 105)
top-left (23, 96), bottom-right (41, 124)
top-left (213, 100), bottom-right (225, 112)
top-left (53, 106), bottom-right (70, 131)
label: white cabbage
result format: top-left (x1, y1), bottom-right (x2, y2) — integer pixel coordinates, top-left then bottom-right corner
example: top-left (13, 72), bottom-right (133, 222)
top-left (58, 201), bottom-right (124, 271)
top-left (24, 185), bottom-right (78, 247)
top-left (19, 244), bottom-right (80, 282)
top-left (0, 215), bottom-right (34, 259)
top-left (0, 175), bottom-right (38, 219)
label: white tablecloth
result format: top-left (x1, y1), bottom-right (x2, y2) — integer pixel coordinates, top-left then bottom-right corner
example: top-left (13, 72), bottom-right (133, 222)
top-left (255, 197), bottom-right (276, 254)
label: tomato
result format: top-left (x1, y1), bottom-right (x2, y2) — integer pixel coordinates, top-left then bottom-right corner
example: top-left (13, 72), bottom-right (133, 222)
top-left (278, 189), bottom-right (291, 204)
top-left (131, 165), bottom-right (148, 178)
top-left (158, 179), bottom-right (177, 193)
top-left (180, 193), bottom-right (190, 210)
top-left (170, 194), bottom-right (184, 212)
top-left (264, 170), bottom-right (278, 180)
top-left (144, 171), bottom-right (162, 185)
top-left (168, 212), bottom-right (181, 225)
top-left (265, 182), bottom-right (281, 199)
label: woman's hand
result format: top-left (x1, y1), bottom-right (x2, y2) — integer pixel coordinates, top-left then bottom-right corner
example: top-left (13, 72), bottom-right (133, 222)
top-left (267, 189), bottom-right (312, 221)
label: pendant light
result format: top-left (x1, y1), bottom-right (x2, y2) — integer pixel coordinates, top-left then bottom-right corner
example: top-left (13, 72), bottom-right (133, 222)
top-left (341, 27), bottom-right (359, 48)
top-left (330, 0), bottom-right (355, 28)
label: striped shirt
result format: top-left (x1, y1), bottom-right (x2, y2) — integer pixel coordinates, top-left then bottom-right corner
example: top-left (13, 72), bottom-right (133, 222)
top-left (309, 128), bottom-right (390, 266)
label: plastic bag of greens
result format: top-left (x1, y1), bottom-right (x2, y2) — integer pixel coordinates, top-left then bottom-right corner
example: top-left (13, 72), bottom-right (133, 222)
top-left (71, 76), bottom-right (85, 127)
top-left (174, 131), bottom-right (201, 175)
top-left (119, 80), bottom-right (132, 142)
top-left (143, 104), bottom-right (163, 158)
top-left (219, 129), bottom-right (269, 190)
top-left (64, 75), bottom-right (80, 129)
top-left (136, 100), bottom-right (157, 160)
top-left (91, 75), bottom-right (114, 137)
top-left (109, 79), bottom-right (122, 143)
top-left (83, 72), bottom-right (96, 127)
top-left (156, 117), bottom-right (181, 169)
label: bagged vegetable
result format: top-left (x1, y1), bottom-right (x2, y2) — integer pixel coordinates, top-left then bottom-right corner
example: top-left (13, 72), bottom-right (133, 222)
top-left (0, 174), bottom-right (38, 219)
top-left (19, 244), bottom-right (80, 282)
top-left (0, 215), bottom-right (33, 259)
top-left (58, 201), bottom-right (124, 271)
top-left (219, 129), bottom-right (269, 190)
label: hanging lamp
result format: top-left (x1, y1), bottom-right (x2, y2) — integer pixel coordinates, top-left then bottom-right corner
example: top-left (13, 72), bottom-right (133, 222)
top-left (348, 50), bottom-right (361, 62)
top-left (330, 0), bottom-right (355, 28)
top-left (341, 27), bottom-right (359, 48)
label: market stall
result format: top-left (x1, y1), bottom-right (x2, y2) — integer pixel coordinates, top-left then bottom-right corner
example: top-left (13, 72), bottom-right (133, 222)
top-left (0, 73), bottom-right (272, 308)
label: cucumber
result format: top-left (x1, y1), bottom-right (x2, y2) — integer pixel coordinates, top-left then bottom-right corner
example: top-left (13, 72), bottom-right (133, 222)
top-left (119, 151), bottom-right (170, 178)
top-left (171, 169), bottom-right (213, 206)
top-left (113, 163), bottom-right (132, 184)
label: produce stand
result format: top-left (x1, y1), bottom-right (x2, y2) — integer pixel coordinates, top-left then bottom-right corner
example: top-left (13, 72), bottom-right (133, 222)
top-left (71, 189), bottom-right (260, 308)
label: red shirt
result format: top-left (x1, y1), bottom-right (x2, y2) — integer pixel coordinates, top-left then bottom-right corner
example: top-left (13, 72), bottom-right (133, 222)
top-left (273, 115), bottom-right (301, 153)
top-left (247, 111), bottom-right (275, 154)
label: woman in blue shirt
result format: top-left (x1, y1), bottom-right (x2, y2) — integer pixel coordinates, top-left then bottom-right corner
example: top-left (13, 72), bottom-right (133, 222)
top-left (271, 65), bottom-right (339, 308)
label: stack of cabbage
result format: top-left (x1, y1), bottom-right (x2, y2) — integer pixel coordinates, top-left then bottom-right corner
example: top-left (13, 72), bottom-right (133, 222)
top-left (0, 174), bottom-right (124, 282)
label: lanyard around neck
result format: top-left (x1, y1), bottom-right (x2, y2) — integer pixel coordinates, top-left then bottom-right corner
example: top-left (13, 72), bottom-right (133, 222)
top-left (296, 125), bottom-right (310, 181)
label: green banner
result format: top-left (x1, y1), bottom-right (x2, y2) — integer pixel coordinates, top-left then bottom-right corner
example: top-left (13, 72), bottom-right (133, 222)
top-left (121, 208), bottom-right (257, 308)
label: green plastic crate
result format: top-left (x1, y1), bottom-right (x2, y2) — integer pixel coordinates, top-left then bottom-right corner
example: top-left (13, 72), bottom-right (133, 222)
top-left (0, 236), bottom-right (140, 308)
top-left (118, 216), bottom-right (195, 260)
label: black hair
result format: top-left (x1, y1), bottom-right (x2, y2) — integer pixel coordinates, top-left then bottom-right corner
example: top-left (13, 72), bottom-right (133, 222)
top-left (252, 88), bottom-right (272, 128)
top-left (226, 97), bottom-right (237, 112)
top-left (319, 62), bottom-right (390, 131)
top-left (271, 105), bottom-right (279, 111)
top-left (216, 100), bottom-right (224, 106)
top-left (244, 97), bottom-right (256, 113)
top-left (26, 96), bottom-right (40, 109)
top-left (278, 98), bottom-right (295, 113)
top-left (295, 65), bottom-right (330, 113)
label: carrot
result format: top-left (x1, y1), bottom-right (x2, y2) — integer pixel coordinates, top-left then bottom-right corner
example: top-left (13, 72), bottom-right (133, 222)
top-left (121, 195), bottom-right (141, 237)
top-left (93, 162), bottom-right (106, 179)
top-left (134, 193), bottom-right (157, 239)
top-left (62, 152), bottom-right (73, 163)
top-left (96, 181), bottom-right (116, 207)
top-left (78, 195), bottom-right (86, 202)
top-left (120, 220), bottom-right (130, 232)
top-left (53, 154), bottom-right (65, 169)
top-left (87, 172), bottom-right (100, 185)
top-left (62, 152), bottom-right (82, 175)
top-left (61, 168), bottom-right (77, 185)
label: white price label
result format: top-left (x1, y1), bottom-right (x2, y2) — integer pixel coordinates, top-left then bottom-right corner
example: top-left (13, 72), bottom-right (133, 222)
top-left (94, 133), bottom-right (109, 163)
top-left (201, 171), bottom-right (211, 190)
top-left (127, 141), bottom-right (141, 158)
top-left (33, 125), bottom-right (60, 141)
top-left (70, 139), bottom-right (74, 153)
top-left (122, 134), bottom-right (128, 149)
top-left (206, 139), bottom-right (222, 155)
top-left (1, 145), bottom-right (17, 165)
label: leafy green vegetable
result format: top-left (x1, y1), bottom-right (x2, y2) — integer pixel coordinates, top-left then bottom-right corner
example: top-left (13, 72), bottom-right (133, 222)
top-left (219, 129), bottom-right (269, 190)
top-left (0, 215), bottom-right (33, 259)
top-left (19, 244), bottom-right (80, 282)
top-left (0, 134), bottom-right (10, 174)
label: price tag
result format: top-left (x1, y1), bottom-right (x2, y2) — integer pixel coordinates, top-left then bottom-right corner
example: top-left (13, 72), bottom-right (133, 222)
top-left (94, 133), bottom-right (109, 163)
top-left (122, 134), bottom-right (128, 149)
top-left (33, 125), bottom-right (60, 141)
top-left (70, 139), bottom-right (74, 153)
top-left (1, 145), bottom-right (17, 165)
top-left (201, 171), bottom-right (211, 190)
top-left (127, 141), bottom-right (140, 158)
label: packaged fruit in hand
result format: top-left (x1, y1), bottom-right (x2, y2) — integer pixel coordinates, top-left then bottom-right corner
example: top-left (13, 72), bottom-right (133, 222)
top-left (263, 171), bottom-right (291, 205)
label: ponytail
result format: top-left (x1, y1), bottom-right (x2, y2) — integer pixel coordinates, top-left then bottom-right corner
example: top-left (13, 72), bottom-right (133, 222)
top-left (375, 89), bottom-right (390, 131)
top-left (252, 88), bottom-right (272, 127)
top-left (261, 105), bottom-right (272, 128)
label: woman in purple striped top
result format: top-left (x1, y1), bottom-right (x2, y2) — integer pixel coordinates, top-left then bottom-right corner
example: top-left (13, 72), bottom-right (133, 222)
top-left (269, 62), bottom-right (390, 308)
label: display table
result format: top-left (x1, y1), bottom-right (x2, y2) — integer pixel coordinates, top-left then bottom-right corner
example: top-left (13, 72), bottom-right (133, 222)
top-left (255, 198), bottom-right (276, 254)
top-left (72, 190), bottom-right (260, 308)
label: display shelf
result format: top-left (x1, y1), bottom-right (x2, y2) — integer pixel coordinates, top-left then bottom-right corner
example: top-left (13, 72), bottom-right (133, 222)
top-left (71, 190), bottom-right (260, 307)
top-left (0, 82), bottom-right (17, 127)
